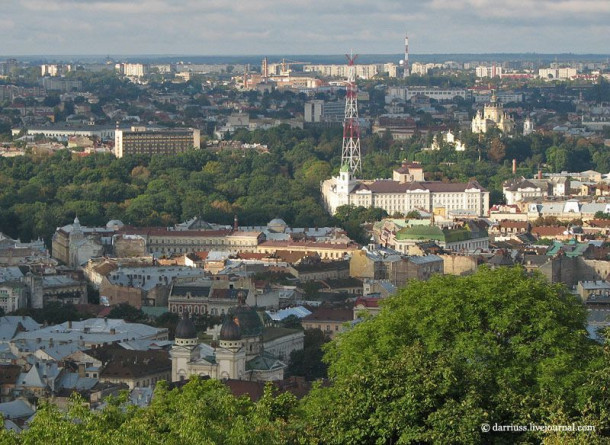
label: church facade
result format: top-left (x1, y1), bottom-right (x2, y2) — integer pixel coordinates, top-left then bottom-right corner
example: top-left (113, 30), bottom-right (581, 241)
top-left (471, 93), bottom-right (515, 134)
top-left (170, 307), bottom-right (303, 383)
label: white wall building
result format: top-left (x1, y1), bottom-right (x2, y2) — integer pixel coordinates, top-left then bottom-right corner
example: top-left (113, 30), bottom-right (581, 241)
top-left (386, 86), bottom-right (467, 103)
top-left (321, 164), bottom-right (489, 216)
top-left (538, 68), bottom-right (577, 80)
top-left (476, 65), bottom-right (503, 78)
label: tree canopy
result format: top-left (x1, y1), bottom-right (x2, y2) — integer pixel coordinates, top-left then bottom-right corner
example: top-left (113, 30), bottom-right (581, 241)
top-left (300, 267), bottom-right (609, 444)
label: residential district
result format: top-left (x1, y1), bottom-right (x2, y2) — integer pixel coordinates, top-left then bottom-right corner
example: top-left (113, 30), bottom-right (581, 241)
top-left (1, 46), bottom-right (610, 430)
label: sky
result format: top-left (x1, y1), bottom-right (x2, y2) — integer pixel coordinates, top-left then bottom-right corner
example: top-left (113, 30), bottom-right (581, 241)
top-left (1, 0), bottom-right (609, 56)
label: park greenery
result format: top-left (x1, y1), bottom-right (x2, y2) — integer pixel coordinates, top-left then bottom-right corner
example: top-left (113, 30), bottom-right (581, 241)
top-left (1, 268), bottom-right (608, 444)
top-left (1, 122), bottom-right (609, 246)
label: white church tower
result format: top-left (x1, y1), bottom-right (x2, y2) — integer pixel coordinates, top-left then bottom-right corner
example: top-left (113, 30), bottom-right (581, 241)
top-left (171, 313), bottom-right (199, 382)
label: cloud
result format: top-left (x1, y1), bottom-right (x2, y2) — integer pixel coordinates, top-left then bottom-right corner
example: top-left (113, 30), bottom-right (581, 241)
top-left (4, 0), bottom-right (609, 54)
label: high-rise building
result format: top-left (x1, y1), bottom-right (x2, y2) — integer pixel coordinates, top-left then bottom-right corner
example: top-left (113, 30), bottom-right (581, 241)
top-left (114, 126), bottom-right (200, 158)
top-left (115, 63), bottom-right (148, 77)
top-left (476, 65), bottom-right (503, 78)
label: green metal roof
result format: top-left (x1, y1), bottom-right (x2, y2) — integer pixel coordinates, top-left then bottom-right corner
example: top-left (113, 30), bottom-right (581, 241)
top-left (395, 225), bottom-right (472, 243)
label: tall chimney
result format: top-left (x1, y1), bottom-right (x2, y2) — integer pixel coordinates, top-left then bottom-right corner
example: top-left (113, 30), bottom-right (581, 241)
top-left (512, 159), bottom-right (516, 175)
top-left (538, 170), bottom-right (542, 180)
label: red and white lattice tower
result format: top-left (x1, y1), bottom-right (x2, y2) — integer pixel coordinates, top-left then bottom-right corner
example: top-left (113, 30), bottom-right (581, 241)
top-left (403, 32), bottom-right (410, 77)
top-left (341, 53), bottom-right (361, 175)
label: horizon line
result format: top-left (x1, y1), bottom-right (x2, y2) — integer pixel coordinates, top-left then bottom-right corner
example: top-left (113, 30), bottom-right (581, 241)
top-left (3, 52), bottom-right (610, 58)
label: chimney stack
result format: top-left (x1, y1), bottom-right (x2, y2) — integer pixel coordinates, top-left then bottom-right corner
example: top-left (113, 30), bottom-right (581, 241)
top-left (512, 159), bottom-right (517, 175)
top-left (538, 170), bottom-right (542, 180)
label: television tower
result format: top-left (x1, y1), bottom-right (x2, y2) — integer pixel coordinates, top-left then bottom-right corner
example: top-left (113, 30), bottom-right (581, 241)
top-left (341, 53), bottom-right (361, 175)
top-left (403, 32), bottom-right (410, 77)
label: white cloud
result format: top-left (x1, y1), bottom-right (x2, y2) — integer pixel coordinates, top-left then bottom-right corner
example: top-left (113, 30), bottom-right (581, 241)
top-left (4, 0), bottom-right (610, 54)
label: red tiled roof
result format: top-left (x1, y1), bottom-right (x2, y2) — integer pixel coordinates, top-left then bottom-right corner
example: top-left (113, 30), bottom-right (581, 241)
top-left (237, 252), bottom-right (267, 260)
top-left (356, 180), bottom-right (486, 194)
top-left (588, 220), bottom-right (610, 228)
top-left (354, 297), bottom-right (380, 308)
top-left (223, 379), bottom-right (266, 401)
top-left (499, 221), bottom-right (529, 229)
top-left (532, 226), bottom-right (568, 237)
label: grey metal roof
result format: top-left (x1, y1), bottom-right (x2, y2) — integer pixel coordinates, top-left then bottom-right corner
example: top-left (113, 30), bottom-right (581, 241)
top-left (265, 306), bottom-right (312, 321)
top-left (0, 400), bottom-right (35, 420)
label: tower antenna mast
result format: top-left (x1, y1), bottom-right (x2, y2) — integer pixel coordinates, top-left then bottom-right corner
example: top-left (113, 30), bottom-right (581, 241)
top-left (341, 52), bottom-right (361, 175)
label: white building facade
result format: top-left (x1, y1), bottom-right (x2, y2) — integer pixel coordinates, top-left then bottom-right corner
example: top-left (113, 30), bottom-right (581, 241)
top-left (322, 167), bottom-right (489, 217)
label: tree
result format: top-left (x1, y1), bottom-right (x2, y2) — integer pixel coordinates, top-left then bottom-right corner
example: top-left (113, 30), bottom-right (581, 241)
top-left (287, 328), bottom-right (330, 381)
top-left (4, 378), bottom-right (297, 444)
top-left (300, 267), bottom-right (608, 444)
top-left (108, 303), bottom-right (147, 322)
top-left (487, 137), bottom-right (506, 163)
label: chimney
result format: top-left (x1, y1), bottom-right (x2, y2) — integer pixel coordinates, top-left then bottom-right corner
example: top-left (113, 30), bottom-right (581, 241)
top-left (512, 159), bottom-right (517, 175)
top-left (78, 363), bottom-right (86, 378)
top-left (538, 170), bottom-right (542, 180)
top-left (68, 320), bottom-right (72, 329)
top-left (233, 215), bottom-right (239, 231)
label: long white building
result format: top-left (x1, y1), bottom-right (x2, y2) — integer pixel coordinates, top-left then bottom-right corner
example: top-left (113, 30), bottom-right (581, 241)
top-left (321, 162), bottom-right (489, 216)
top-left (386, 86), bottom-right (468, 103)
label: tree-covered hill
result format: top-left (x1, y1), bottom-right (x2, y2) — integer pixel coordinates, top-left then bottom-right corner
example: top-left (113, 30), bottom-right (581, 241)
top-left (0, 125), bottom-right (342, 243)
top-left (1, 123), bottom-right (609, 245)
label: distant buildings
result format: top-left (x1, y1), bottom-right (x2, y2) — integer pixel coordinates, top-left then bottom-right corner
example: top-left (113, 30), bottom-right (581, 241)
top-left (386, 86), bottom-right (468, 103)
top-left (115, 63), bottom-right (148, 78)
top-left (475, 65), bottom-right (503, 78)
top-left (303, 63), bottom-right (398, 79)
top-left (538, 67), bottom-right (577, 80)
top-left (11, 124), bottom-right (117, 141)
top-left (303, 100), bottom-right (344, 124)
top-left (40, 64), bottom-right (71, 77)
top-left (114, 126), bottom-right (200, 158)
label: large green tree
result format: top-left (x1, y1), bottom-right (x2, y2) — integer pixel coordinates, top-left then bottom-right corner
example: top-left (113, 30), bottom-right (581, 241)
top-left (300, 267), bottom-right (609, 444)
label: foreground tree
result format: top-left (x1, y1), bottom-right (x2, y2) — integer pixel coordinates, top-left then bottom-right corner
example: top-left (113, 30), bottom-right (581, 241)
top-left (1, 378), bottom-right (297, 445)
top-left (300, 267), bottom-right (609, 444)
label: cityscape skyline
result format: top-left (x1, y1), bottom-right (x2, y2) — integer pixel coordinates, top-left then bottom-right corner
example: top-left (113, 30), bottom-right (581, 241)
top-left (2, 1), bottom-right (610, 56)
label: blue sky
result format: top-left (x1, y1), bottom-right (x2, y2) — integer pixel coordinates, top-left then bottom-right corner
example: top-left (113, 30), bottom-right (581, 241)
top-left (2, 0), bottom-right (609, 55)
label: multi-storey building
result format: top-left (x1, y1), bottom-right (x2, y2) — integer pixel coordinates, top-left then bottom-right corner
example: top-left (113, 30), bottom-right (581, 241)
top-left (303, 100), bottom-right (345, 123)
top-left (386, 86), bottom-right (468, 103)
top-left (114, 126), bottom-right (200, 158)
top-left (538, 68), bottom-right (578, 80)
top-left (475, 65), bottom-right (503, 78)
top-left (321, 162), bottom-right (489, 217)
top-left (0, 282), bottom-right (28, 313)
top-left (303, 63), bottom-right (397, 79)
top-left (120, 228), bottom-right (263, 256)
top-left (115, 63), bottom-right (148, 77)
